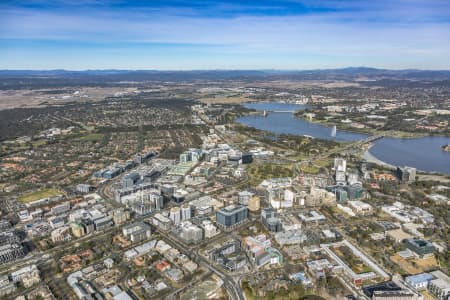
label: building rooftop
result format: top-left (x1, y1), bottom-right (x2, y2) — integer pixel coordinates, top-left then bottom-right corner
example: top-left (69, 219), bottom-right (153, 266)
top-left (220, 205), bottom-right (246, 213)
top-left (362, 281), bottom-right (402, 298)
top-left (348, 200), bottom-right (372, 209)
top-left (113, 291), bottom-right (133, 300)
top-left (405, 273), bottom-right (434, 284)
top-left (404, 238), bottom-right (435, 256)
top-left (429, 270), bottom-right (450, 287)
top-left (298, 210), bottom-right (326, 222)
top-left (406, 238), bottom-right (433, 248)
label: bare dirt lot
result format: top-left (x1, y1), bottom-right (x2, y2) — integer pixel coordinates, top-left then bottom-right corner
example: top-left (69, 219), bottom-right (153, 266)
top-left (390, 254), bottom-right (438, 274)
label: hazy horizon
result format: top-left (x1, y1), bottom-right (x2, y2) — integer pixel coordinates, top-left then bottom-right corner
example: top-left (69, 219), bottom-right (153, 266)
top-left (2, 67), bottom-right (450, 72)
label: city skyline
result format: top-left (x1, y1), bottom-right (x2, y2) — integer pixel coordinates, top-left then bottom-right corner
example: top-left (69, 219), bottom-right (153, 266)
top-left (1, 0), bottom-right (450, 70)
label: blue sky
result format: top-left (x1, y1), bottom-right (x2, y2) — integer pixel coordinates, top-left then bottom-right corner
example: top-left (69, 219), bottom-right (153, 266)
top-left (1, 0), bottom-right (449, 70)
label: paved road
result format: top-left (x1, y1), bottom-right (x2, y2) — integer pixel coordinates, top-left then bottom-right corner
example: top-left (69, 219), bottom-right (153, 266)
top-left (154, 227), bottom-right (245, 300)
top-left (293, 134), bottom-right (384, 175)
top-left (2, 116), bottom-right (247, 298)
top-left (0, 225), bottom-right (119, 274)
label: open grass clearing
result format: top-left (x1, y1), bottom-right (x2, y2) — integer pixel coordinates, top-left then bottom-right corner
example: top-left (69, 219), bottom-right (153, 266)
top-left (19, 188), bottom-right (63, 203)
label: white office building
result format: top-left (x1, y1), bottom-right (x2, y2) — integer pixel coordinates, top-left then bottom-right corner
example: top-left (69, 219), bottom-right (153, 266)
top-left (181, 204), bottom-right (191, 221)
top-left (170, 207), bottom-right (181, 225)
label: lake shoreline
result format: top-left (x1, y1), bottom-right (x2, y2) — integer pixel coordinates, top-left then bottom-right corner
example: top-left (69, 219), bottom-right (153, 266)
top-left (292, 111), bottom-right (432, 139)
top-left (236, 102), bottom-right (450, 174)
top-left (363, 147), bottom-right (396, 169)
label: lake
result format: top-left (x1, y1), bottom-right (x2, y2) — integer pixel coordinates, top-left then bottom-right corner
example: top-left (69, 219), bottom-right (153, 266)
top-left (237, 102), bottom-right (450, 174)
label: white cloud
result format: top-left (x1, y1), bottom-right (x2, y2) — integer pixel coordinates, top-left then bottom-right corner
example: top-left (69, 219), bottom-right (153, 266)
top-left (1, 1), bottom-right (449, 69)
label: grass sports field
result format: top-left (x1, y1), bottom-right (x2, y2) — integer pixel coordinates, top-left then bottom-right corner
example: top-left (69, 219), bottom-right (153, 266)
top-left (19, 188), bottom-right (63, 203)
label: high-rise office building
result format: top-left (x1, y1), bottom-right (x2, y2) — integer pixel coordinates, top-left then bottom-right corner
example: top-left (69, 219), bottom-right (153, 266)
top-left (216, 205), bottom-right (248, 230)
top-left (170, 207), bottom-right (181, 225)
top-left (181, 204), bottom-right (192, 221)
top-left (261, 208), bottom-right (282, 232)
top-left (396, 166), bottom-right (417, 183)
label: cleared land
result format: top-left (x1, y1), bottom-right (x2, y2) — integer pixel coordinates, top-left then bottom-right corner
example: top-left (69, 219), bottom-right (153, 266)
top-left (390, 254), bottom-right (438, 275)
top-left (19, 188), bottom-right (63, 203)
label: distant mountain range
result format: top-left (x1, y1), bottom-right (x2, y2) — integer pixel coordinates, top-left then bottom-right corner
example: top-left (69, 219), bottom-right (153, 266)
top-left (1, 67), bottom-right (450, 77)
top-left (1, 67), bottom-right (449, 89)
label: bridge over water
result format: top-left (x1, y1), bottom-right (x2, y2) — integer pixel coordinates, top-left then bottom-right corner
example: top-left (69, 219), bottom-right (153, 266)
top-left (358, 134), bottom-right (384, 144)
top-left (263, 110), bottom-right (296, 113)
top-left (293, 133), bottom-right (385, 175)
